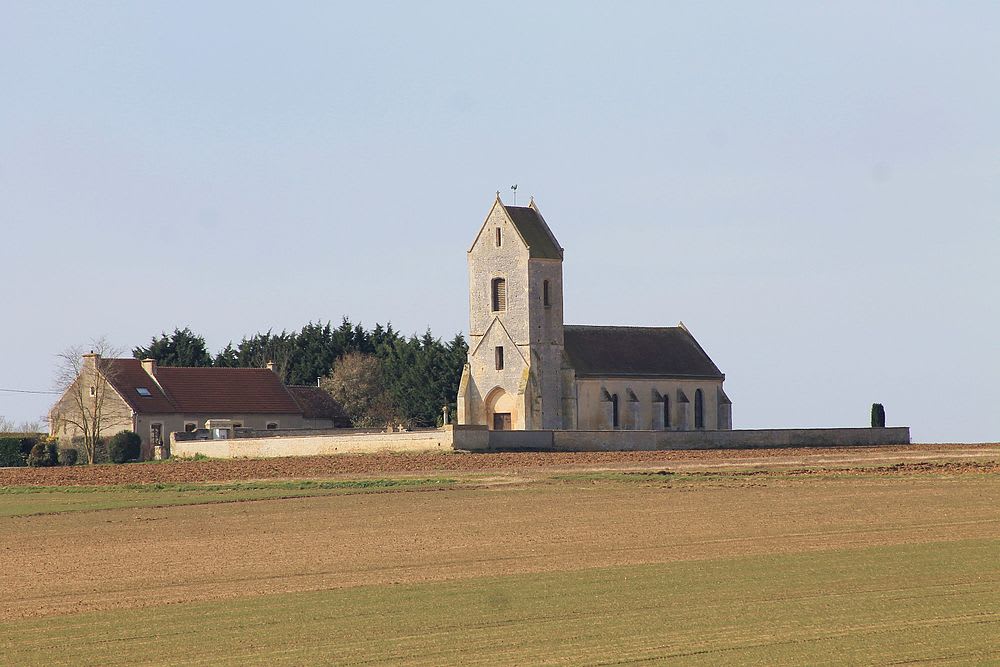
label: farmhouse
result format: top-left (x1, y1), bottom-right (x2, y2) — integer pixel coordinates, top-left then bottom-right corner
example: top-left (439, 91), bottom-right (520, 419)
top-left (457, 195), bottom-right (732, 431)
top-left (49, 354), bottom-right (342, 459)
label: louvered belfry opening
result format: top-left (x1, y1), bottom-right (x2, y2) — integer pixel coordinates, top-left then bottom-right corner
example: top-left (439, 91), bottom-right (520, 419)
top-left (491, 277), bottom-right (507, 312)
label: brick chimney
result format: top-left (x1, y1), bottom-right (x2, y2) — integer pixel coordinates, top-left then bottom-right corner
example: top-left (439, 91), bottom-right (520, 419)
top-left (141, 358), bottom-right (157, 378)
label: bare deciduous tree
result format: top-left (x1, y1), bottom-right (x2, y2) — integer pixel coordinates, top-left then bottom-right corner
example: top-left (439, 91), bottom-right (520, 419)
top-left (0, 416), bottom-right (41, 433)
top-left (50, 338), bottom-right (132, 464)
top-left (320, 352), bottom-right (397, 428)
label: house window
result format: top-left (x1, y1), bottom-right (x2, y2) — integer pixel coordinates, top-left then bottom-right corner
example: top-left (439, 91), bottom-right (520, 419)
top-left (266, 422), bottom-right (279, 430)
top-left (495, 346), bottom-right (504, 370)
top-left (491, 278), bottom-right (507, 312)
top-left (232, 422), bottom-right (243, 429)
top-left (663, 395), bottom-right (671, 429)
top-left (150, 423), bottom-right (163, 446)
top-left (543, 280), bottom-right (550, 307)
top-left (694, 389), bottom-right (704, 429)
top-left (611, 394), bottom-right (619, 429)
top-left (184, 422), bottom-right (197, 432)
top-left (496, 227), bottom-right (502, 247)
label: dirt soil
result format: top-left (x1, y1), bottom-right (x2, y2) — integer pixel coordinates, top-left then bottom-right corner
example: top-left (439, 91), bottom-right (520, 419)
top-left (3, 465), bottom-right (1000, 621)
top-left (0, 443), bottom-right (997, 486)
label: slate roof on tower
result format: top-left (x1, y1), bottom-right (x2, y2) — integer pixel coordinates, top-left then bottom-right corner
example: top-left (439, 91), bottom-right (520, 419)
top-left (563, 325), bottom-right (725, 379)
top-left (502, 204), bottom-right (563, 260)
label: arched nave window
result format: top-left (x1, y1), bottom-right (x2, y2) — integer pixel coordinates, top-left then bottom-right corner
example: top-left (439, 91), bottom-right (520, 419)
top-left (694, 389), bottom-right (704, 429)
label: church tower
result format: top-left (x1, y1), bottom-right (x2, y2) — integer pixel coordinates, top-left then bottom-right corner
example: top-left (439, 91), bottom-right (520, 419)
top-left (456, 194), bottom-right (565, 430)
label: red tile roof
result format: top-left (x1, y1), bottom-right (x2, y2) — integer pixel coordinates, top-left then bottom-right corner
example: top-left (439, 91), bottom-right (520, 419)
top-left (99, 359), bottom-right (175, 413)
top-left (287, 385), bottom-right (350, 425)
top-left (100, 359), bottom-right (303, 414)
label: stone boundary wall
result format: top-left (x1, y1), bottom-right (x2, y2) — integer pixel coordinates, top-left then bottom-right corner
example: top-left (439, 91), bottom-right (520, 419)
top-left (455, 426), bottom-right (911, 452)
top-left (170, 429), bottom-right (454, 459)
top-left (169, 425), bottom-right (909, 459)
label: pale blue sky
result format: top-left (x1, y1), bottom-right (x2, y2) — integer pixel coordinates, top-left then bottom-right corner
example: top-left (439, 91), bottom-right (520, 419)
top-left (1, 2), bottom-right (997, 441)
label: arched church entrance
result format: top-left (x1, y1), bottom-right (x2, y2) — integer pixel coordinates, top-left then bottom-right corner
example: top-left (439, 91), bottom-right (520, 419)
top-left (484, 387), bottom-right (515, 430)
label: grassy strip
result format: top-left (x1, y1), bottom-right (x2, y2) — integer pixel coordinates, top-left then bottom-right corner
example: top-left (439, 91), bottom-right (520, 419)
top-left (0, 478), bottom-right (456, 494)
top-left (1, 538), bottom-right (997, 666)
top-left (553, 463), bottom-right (1000, 484)
top-left (0, 478), bottom-right (456, 517)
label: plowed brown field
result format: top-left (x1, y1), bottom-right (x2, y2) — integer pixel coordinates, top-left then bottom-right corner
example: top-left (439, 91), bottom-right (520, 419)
top-left (2, 443), bottom-right (999, 623)
top-left (2, 444), bottom-right (999, 665)
top-left (1, 443), bottom-right (997, 486)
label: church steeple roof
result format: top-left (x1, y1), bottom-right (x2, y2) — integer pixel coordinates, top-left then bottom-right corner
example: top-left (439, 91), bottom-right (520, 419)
top-left (501, 201), bottom-right (563, 260)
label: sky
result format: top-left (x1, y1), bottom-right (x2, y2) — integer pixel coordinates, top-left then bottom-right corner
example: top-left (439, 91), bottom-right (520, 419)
top-left (1, 2), bottom-right (997, 442)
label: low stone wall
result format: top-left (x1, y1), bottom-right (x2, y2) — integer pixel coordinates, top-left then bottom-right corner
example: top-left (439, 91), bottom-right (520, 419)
top-left (169, 425), bottom-right (910, 459)
top-left (170, 428), bottom-right (454, 459)
top-left (454, 427), bottom-right (911, 452)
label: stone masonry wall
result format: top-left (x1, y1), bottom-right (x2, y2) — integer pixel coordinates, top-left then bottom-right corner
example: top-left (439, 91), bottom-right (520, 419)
top-left (170, 428), bottom-right (456, 459)
top-left (456, 427), bottom-right (911, 452)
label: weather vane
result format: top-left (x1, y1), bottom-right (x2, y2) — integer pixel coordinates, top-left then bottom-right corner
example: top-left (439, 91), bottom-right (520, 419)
top-left (511, 184), bottom-right (518, 205)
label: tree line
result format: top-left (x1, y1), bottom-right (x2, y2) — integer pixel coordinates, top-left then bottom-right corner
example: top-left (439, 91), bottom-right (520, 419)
top-left (132, 320), bottom-right (468, 427)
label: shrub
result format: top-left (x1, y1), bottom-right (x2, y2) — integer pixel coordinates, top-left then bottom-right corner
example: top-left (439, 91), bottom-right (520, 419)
top-left (27, 441), bottom-right (57, 467)
top-left (58, 447), bottom-right (79, 466)
top-left (71, 436), bottom-right (109, 464)
top-left (0, 437), bottom-right (27, 467)
top-left (871, 403), bottom-right (886, 428)
top-left (108, 431), bottom-right (142, 464)
top-left (18, 437), bottom-right (37, 461)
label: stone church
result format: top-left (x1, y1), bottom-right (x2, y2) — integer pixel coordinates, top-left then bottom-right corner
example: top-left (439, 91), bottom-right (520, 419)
top-left (456, 195), bottom-right (732, 432)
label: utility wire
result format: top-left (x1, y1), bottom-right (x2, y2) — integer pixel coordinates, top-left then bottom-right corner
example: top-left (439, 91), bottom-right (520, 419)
top-left (0, 388), bottom-right (60, 395)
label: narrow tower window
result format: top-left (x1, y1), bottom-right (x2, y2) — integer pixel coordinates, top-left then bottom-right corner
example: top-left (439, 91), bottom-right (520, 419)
top-left (491, 278), bottom-right (507, 312)
top-left (496, 227), bottom-right (502, 247)
top-left (694, 389), bottom-right (704, 429)
top-left (495, 346), bottom-right (504, 370)
top-left (543, 280), bottom-right (550, 307)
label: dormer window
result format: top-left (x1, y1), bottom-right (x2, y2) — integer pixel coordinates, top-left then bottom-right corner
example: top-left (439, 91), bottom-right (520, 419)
top-left (491, 277), bottom-right (507, 312)
top-left (496, 227), bottom-right (502, 247)
top-left (136, 387), bottom-right (152, 397)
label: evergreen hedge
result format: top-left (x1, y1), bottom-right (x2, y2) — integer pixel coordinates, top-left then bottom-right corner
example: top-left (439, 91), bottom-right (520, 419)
top-left (0, 437), bottom-right (27, 467)
top-left (108, 431), bottom-right (141, 464)
top-left (58, 447), bottom-right (79, 466)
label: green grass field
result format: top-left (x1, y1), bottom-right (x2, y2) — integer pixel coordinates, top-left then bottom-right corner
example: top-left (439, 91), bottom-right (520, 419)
top-left (0, 478), bottom-right (457, 516)
top-left (3, 538), bottom-right (997, 665)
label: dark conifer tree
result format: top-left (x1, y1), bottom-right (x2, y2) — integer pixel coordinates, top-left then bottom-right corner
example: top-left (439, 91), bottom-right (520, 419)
top-left (133, 328), bottom-right (213, 367)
